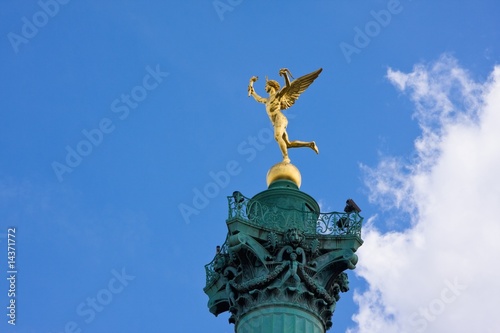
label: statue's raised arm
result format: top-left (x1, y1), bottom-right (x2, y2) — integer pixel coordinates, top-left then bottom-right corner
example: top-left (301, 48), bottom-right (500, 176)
top-left (277, 68), bottom-right (322, 110)
top-left (247, 68), bottom-right (322, 164)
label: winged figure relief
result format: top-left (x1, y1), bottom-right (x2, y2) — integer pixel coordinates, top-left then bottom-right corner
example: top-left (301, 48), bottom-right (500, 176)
top-left (248, 68), bottom-right (322, 163)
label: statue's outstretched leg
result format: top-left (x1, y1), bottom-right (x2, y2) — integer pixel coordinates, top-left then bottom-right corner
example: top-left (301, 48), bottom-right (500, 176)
top-left (278, 131), bottom-right (319, 162)
top-left (287, 140), bottom-right (319, 154)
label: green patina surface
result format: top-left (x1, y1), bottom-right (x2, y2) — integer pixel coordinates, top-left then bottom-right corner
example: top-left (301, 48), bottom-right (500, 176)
top-left (204, 180), bottom-right (363, 332)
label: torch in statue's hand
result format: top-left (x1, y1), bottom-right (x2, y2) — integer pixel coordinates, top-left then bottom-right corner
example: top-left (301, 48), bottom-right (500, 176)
top-left (248, 76), bottom-right (258, 97)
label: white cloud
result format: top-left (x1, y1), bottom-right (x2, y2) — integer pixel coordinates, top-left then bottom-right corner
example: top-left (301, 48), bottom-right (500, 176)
top-left (351, 56), bottom-right (500, 333)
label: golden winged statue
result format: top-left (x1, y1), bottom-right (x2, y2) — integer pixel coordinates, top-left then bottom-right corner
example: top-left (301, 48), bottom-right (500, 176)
top-left (248, 68), bottom-right (322, 163)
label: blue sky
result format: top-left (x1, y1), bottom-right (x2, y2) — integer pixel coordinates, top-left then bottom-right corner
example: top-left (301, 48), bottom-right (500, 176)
top-left (1, 1), bottom-right (500, 332)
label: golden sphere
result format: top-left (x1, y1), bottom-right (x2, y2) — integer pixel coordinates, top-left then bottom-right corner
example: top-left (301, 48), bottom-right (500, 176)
top-left (266, 162), bottom-right (302, 188)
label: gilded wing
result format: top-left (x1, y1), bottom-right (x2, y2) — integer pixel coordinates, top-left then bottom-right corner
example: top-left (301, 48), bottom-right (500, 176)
top-left (277, 68), bottom-right (323, 110)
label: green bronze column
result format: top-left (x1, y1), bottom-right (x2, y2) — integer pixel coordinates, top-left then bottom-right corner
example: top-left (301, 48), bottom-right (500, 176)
top-left (237, 305), bottom-right (324, 333)
top-left (204, 162), bottom-right (363, 333)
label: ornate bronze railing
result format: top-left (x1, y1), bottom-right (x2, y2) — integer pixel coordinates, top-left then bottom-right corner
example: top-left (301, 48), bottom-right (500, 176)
top-left (204, 235), bottom-right (230, 286)
top-left (227, 192), bottom-right (363, 238)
